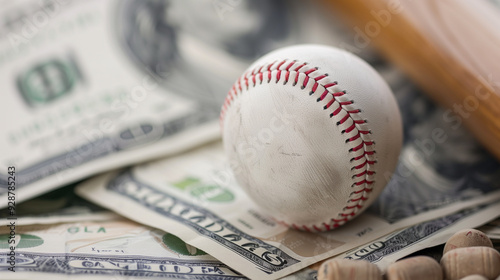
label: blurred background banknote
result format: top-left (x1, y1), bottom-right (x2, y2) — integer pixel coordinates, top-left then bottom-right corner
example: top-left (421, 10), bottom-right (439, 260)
top-left (0, 184), bottom-right (119, 226)
top-left (479, 217), bottom-right (500, 239)
top-left (336, 201), bottom-right (500, 271)
top-left (2, 0), bottom-right (500, 279)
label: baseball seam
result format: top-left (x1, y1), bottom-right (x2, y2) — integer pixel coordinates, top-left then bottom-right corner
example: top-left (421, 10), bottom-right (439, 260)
top-left (220, 59), bottom-right (377, 232)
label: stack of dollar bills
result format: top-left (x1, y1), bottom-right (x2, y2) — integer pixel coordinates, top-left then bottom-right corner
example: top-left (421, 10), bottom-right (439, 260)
top-left (1, 1), bottom-right (500, 279)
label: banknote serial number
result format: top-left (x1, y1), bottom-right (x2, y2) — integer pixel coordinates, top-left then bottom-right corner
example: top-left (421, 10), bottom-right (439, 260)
top-left (6, 166), bottom-right (16, 272)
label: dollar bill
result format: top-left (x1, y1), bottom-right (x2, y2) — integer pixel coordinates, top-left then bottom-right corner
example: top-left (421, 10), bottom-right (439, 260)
top-left (478, 217), bottom-right (500, 239)
top-left (0, 218), bottom-right (319, 280)
top-left (75, 139), bottom-right (500, 279)
top-left (336, 201), bottom-right (500, 271)
top-left (366, 76), bottom-right (500, 225)
top-left (0, 183), bottom-right (118, 226)
top-left (286, 268), bottom-right (317, 280)
top-left (0, 218), bottom-right (247, 279)
top-left (0, 0), bottom-right (352, 208)
top-left (0, 0), bottom-right (226, 207)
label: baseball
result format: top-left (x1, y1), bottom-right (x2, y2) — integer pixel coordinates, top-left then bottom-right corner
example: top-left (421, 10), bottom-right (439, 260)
top-left (220, 45), bottom-right (402, 231)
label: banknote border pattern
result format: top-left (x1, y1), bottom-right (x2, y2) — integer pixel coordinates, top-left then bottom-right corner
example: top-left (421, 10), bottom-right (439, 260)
top-left (0, 108), bottom-right (218, 192)
top-left (107, 170), bottom-right (301, 274)
top-left (0, 252), bottom-right (245, 279)
top-left (345, 204), bottom-right (487, 262)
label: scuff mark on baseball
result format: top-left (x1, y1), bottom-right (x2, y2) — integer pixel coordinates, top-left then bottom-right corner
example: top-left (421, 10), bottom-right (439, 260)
top-left (220, 45), bottom-right (402, 232)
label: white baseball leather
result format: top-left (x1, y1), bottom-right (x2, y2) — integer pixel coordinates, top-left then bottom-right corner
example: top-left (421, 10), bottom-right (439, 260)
top-left (221, 45), bottom-right (402, 231)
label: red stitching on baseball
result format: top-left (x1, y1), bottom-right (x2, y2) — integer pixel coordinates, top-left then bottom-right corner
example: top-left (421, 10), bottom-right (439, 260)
top-left (324, 99), bottom-right (335, 109)
top-left (302, 76), bottom-right (310, 88)
top-left (354, 179), bottom-right (374, 186)
top-left (312, 83), bottom-right (319, 93)
top-left (350, 196), bottom-right (368, 202)
top-left (304, 68), bottom-right (317, 75)
top-left (314, 74), bottom-right (328, 81)
top-left (267, 61), bottom-right (276, 71)
top-left (294, 62), bottom-right (306, 71)
top-left (351, 142), bottom-right (365, 152)
top-left (354, 170), bottom-right (375, 177)
top-left (353, 160), bottom-right (376, 170)
top-left (277, 60), bottom-right (287, 70)
top-left (338, 114), bottom-right (350, 125)
top-left (343, 123), bottom-right (356, 134)
top-left (237, 77), bottom-right (243, 92)
top-left (323, 223), bottom-right (331, 231)
top-left (220, 59), bottom-right (377, 232)
top-left (341, 212), bottom-right (357, 217)
top-left (293, 63), bottom-right (306, 85)
top-left (352, 152), bottom-right (373, 162)
top-left (331, 106), bottom-right (342, 116)
top-left (319, 90), bottom-right (329, 101)
top-left (347, 134), bottom-right (361, 142)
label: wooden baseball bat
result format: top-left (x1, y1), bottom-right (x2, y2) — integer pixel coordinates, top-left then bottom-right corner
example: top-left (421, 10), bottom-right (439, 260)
top-left (323, 0), bottom-right (500, 160)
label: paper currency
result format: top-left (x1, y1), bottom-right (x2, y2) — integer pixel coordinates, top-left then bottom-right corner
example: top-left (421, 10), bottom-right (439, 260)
top-left (0, 0), bottom-right (348, 208)
top-left (338, 201), bottom-right (500, 271)
top-left (75, 139), bottom-right (500, 279)
top-left (0, 218), bottom-right (247, 279)
top-left (367, 73), bottom-right (500, 224)
top-left (0, 218), bottom-right (319, 280)
top-left (0, 184), bottom-right (118, 226)
top-left (478, 217), bottom-right (500, 239)
top-left (0, 0), bottom-right (225, 207)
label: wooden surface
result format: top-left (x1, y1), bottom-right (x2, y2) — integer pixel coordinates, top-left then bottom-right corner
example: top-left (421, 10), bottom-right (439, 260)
top-left (325, 0), bottom-right (500, 160)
